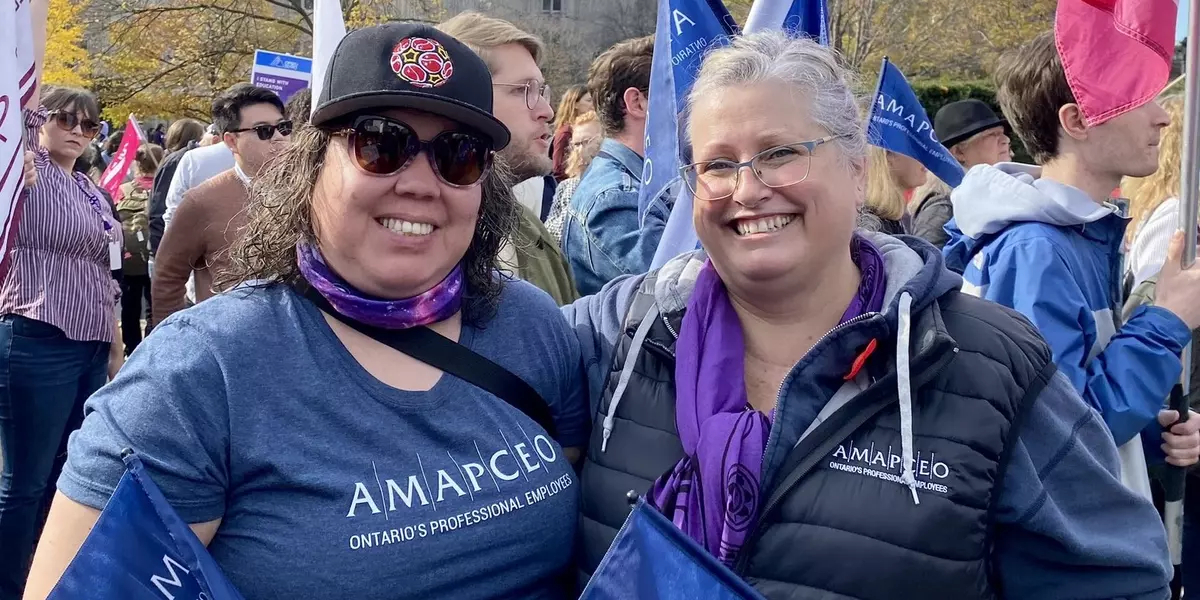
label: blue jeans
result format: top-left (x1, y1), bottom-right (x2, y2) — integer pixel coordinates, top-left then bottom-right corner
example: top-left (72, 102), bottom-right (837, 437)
top-left (0, 315), bottom-right (108, 599)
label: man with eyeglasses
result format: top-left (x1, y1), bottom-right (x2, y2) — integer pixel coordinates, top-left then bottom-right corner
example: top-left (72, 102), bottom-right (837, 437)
top-left (561, 35), bottom-right (656, 296)
top-left (437, 12), bottom-right (580, 305)
top-left (152, 84), bottom-right (291, 324)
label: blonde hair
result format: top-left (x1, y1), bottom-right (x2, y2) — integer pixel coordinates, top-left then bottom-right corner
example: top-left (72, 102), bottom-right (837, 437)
top-left (865, 147), bottom-right (908, 221)
top-left (1124, 95), bottom-right (1184, 244)
top-left (436, 12), bottom-right (544, 72)
top-left (553, 84), bottom-right (588, 132)
top-left (565, 111), bottom-right (601, 179)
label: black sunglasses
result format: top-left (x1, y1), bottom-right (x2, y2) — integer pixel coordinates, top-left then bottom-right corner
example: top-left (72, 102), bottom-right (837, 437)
top-left (332, 115), bottom-right (494, 188)
top-left (48, 111), bottom-right (100, 138)
top-left (229, 120), bottom-right (294, 141)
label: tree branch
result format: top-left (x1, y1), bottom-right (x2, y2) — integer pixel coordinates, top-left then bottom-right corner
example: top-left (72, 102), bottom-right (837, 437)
top-left (120, 4), bottom-right (310, 35)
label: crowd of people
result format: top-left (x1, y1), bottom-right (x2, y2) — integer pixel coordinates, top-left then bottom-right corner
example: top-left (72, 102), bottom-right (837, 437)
top-left (3, 4), bottom-right (1200, 600)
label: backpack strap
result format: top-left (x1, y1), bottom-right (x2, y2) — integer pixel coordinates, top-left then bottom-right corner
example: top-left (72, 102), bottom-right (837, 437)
top-left (295, 283), bottom-right (558, 438)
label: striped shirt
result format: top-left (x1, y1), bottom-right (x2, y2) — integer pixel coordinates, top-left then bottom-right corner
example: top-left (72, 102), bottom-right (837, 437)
top-left (0, 107), bottom-right (118, 342)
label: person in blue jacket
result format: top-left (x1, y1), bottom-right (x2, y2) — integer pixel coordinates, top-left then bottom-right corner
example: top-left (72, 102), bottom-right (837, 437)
top-left (944, 32), bottom-right (1200, 488)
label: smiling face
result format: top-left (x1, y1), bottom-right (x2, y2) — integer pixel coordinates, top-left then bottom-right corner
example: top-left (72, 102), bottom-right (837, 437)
top-left (311, 108), bottom-right (483, 299)
top-left (489, 43), bottom-right (554, 180)
top-left (689, 81), bottom-right (863, 291)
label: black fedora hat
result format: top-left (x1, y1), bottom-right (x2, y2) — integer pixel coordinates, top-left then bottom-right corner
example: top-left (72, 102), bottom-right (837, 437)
top-left (934, 99), bottom-right (1009, 149)
top-left (310, 22), bottom-right (511, 149)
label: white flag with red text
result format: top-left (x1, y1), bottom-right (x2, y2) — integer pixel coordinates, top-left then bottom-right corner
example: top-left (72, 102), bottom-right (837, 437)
top-left (0, 0), bottom-right (38, 283)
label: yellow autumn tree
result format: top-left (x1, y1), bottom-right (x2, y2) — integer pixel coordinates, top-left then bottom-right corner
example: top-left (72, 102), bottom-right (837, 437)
top-left (89, 0), bottom-right (425, 121)
top-left (89, 0), bottom-right (306, 120)
top-left (42, 0), bottom-right (90, 88)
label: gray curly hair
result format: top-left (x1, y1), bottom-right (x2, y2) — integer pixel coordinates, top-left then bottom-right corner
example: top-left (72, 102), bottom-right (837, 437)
top-left (687, 31), bottom-right (868, 173)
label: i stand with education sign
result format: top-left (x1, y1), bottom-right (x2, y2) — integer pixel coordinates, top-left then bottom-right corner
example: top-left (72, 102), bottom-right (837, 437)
top-left (250, 49), bottom-right (312, 103)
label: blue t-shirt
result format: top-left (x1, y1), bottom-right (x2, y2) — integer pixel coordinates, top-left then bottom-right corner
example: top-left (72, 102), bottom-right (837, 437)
top-left (60, 281), bottom-right (590, 599)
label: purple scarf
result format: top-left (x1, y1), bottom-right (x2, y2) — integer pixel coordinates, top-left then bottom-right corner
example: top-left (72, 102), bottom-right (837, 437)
top-left (649, 235), bottom-right (887, 565)
top-left (296, 241), bottom-right (463, 329)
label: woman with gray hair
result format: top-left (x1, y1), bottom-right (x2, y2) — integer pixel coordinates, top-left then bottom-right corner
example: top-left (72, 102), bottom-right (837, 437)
top-left (566, 31), bottom-right (1172, 598)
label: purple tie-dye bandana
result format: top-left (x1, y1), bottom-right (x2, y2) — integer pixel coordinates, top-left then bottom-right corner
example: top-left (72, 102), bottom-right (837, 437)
top-left (296, 241), bottom-right (463, 329)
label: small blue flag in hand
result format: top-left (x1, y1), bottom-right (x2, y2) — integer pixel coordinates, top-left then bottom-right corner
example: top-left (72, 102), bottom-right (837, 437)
top-left (47, 451), bottom-right (245, 600)
top-left (581, 498), bottom-right (765, 600)
top-left (866, 58), bottom-right (965, 188)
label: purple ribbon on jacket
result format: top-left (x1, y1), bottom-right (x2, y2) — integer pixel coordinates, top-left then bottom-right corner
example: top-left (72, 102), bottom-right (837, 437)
top-left (648, 235), bottom-right (887, 565)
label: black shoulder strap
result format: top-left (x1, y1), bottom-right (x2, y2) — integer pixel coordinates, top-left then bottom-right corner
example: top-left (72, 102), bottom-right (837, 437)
top-left (295, 284), bottom-right (557, 438)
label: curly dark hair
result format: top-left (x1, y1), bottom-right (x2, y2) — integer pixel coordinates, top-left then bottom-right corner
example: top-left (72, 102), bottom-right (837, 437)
top-left (216, 122), bottom-right (519, 326)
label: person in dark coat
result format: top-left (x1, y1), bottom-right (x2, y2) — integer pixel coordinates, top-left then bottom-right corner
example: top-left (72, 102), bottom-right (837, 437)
top-left (147, 119), bottom-right (206, 257)
top-left (910, 99), bottom-right (1012, 248)
top-left (567, 31), bottom-right (1175, 600)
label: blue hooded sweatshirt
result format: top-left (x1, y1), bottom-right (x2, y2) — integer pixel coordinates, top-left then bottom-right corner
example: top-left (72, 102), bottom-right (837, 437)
top-left (944, 163), bottom-right (1191, 459)
top-left (566, 232), bottom-right (1171, 599)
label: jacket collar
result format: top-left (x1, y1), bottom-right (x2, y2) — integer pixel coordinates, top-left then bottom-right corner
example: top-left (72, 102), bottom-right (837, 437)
top-left (599, 138), bottom-right (645, 184)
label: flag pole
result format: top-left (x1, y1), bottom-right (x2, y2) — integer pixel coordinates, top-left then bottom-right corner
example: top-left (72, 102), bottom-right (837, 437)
top-left (1166, 3), bottom-right (1200, 598)
top-left (742, 0), bottom-right (792, 34)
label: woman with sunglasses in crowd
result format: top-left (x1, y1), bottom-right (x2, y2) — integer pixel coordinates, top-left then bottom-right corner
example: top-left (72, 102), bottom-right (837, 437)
top-left (26, 24), bottom-right (587, 599)
top-left (0, 84), bottom-right (124, 599)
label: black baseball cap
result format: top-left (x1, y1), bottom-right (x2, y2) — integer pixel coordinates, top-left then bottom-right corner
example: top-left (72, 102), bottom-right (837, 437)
top-left (311, 23), bottom-right (511, 150)
top-left (934, 99), bottom-right (1009, 149)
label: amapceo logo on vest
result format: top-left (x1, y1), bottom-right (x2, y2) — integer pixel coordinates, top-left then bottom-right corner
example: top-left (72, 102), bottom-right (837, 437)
top-left (827, 438), bottom-right (952, 496)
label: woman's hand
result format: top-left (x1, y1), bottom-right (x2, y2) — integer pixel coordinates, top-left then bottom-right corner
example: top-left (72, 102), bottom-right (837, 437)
top-left (108, 318), bottom-right (124, 380)
top-left (23, 151), bottom-right (36, 189)
top-left (108, 347), bottom-right (124, 380)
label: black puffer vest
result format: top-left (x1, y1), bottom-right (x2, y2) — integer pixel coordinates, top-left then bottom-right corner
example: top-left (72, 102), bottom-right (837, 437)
top-left (577, 262), bottom-right (1056, 599)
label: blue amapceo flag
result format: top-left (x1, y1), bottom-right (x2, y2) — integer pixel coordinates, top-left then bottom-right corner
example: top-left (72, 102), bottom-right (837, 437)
top-left (650, 0), bottom-right (830, 268)
top-left (581, 498), bottom-right (765, 600)
top-left (866, 58), bottom-right (965, 187)
top-left (783, 0), bottom-right (829, 44)
top-left (47, 451), bottom-right (245, 600)
top-left (637, 0), bottom-right (737, 227)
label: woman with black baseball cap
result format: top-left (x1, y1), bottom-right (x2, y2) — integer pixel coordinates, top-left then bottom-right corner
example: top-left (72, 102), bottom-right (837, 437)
top-left (26, 23), bottom-right (588, 599)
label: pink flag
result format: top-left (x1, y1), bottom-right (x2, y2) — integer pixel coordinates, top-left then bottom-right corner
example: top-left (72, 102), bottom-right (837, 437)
top-left (98, 115), bottom-right (147, 199)
top-left (1055, 0), bottom-right (1179, 126)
